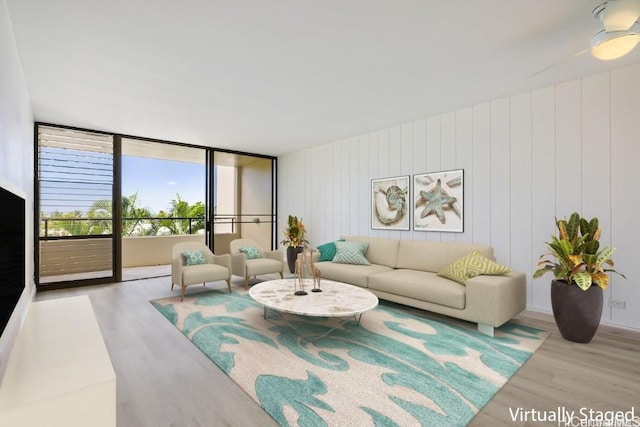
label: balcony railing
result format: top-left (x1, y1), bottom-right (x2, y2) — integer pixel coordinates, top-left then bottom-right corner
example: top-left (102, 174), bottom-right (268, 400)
top-left (38, 214), bottom-right (274, 280)
top-left (38, 216), bottom-right (238, 239)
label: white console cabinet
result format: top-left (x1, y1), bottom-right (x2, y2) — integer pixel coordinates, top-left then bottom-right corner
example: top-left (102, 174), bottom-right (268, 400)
top-left (0, 295), bottom-right (116, 426)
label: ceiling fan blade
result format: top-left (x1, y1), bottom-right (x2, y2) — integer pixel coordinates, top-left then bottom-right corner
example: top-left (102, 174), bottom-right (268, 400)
top-left (602, 0), bottom-right (640, 31)
top-left (526, 48), bottom-right (591, 78)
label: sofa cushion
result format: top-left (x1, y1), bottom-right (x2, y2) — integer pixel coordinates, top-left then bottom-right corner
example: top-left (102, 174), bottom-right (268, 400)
top-left (342, 236), bottom-right (399, 268)
top-left (396, 240), bottom-right (494, 273)
top-left (438, 250), bottom-right (511, 285)
top-left (333, 241), bottom-right (371, 265)
top-left (368, 269), bottom-right (466, 309)
top-left (315, 261), bottom-right (392, 288)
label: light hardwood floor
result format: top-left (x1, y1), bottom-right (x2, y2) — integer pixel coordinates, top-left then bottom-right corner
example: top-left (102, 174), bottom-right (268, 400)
top-left (35, 275), bottom-right (640, 427)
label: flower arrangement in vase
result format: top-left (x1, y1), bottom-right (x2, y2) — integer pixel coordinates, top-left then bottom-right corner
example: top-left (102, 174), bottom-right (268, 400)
top-left (281, 215), bottom-right (309, 273)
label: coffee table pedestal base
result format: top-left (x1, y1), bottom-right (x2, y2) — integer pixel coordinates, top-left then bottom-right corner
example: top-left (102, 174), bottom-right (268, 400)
top-left (262, 306), bottom-right (366, 343)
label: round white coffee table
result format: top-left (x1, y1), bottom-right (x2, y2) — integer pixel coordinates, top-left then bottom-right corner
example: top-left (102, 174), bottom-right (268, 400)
top-left (249, 278), bottom-right (379, 342)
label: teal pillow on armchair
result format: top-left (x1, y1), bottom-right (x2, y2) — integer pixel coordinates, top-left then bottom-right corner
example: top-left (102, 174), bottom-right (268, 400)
top-left (181, 250), bottom-right (207, 266)
top-left (239, 246), bottom-right (263, 259)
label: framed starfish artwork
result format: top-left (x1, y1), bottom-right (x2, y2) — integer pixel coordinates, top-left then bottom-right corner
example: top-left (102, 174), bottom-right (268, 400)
top-left (371, 176), bottom-right (410, 230)
top-left (413, 169), bottom-right (464, 232)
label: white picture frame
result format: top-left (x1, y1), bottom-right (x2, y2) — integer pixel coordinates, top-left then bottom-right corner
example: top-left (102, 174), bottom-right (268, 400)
top-left (371, 176), bottom-right (410, 231)
top-left (413, 169), bottom-right (463, 232)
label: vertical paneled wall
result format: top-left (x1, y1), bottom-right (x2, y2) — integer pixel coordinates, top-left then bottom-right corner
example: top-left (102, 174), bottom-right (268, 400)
top-left (278, 64), bottom-right (640, 330)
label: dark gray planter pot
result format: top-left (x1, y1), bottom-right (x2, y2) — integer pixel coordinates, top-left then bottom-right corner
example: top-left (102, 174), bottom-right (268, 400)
top-left (286, 246), bottom-right (304, 274)
top-left (551, 279), bottom-right (603, 343)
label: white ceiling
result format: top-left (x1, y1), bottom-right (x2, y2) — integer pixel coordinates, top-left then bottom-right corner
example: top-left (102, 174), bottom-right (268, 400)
top-left (7, 0), bottom-right (640, 156)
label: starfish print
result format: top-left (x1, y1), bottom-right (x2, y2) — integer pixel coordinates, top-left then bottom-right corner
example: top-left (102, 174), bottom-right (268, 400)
top-left (417, 179), bottom-right (457, 224)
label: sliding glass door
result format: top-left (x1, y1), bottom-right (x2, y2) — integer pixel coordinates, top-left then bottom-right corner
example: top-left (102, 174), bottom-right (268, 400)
top-left (209, 151), bottom-right (276, 253)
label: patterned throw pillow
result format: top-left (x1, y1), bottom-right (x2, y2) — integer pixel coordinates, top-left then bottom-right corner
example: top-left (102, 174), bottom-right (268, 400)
top-left (438, 250), bottom-right (511, 285)
top-left (316, 239), bottom-right (345, 262)
top-left (332, 241), bottom-right (371, 265)
top-left (182, 250), bottom-right (207, 266)
top-left (239, 246), bottom-right (263, 259)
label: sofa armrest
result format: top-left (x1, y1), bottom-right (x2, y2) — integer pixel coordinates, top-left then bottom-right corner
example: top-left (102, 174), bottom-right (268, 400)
top-left (464, 271), bottom-right (527, 327)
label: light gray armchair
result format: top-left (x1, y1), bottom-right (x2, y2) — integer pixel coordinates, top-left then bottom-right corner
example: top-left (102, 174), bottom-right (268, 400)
top-left (229, 238), bottom-right (284, 290)
top-left (171, 241), bottom-right (231, 301)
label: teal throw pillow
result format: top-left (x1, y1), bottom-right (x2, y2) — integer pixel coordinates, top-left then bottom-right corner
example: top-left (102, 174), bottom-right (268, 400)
top-left (182, 250), bottom-right (207, 266)
top-left (332, 241), bottom-right (370, 265)
top-left (316, 239), bottom-right (345, 262)
top-left (239, 246), bottom-right (263, 259)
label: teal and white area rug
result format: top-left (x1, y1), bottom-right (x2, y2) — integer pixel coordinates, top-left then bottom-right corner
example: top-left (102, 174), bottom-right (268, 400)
top-left (151, 289), bottom-right (548, 427)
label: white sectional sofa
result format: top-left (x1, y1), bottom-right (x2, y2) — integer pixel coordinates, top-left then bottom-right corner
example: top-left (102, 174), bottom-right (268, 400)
top-left (314, 236), bottom-right (526, 336)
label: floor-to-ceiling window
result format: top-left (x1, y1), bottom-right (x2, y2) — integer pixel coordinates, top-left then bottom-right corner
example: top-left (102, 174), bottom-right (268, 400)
top-left (35, 124), bottom-right (277, 289)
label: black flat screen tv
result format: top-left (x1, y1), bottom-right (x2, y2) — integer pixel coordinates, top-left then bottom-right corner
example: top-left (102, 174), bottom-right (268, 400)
top-left (0, 183), bottom-right (26, 338)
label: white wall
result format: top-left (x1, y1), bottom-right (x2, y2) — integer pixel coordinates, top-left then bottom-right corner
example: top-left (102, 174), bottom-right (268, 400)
top-left (278, 64), bottom-right (640, 331)
top-left (0, 0), bottom-right (35, 378)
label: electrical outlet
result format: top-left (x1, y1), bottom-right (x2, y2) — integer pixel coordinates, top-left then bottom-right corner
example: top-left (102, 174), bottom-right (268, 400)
top-left (607, 299), bottom-right (626, 309)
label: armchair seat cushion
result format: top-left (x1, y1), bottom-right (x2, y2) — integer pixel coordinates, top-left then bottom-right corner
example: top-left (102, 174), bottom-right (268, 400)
top-left (245, 258), bottom-right (285, 276)
top-left (182, 263), bottom-right (230, 286)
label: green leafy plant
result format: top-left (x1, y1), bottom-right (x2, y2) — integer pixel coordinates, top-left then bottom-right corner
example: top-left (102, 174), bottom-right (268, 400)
top-left (280, 215), bottom-right (308, 248)
top-left (533, 212), bottom-right (625, 290)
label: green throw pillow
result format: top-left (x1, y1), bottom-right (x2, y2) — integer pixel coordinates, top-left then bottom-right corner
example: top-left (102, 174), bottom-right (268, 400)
top-left (316, 239), bottom-right (345, 262)
top-left (332, 241), bottom-right (370, 265)
top-left (438, 250), bottom-right (511, 285)
top-left (182, 250), bottom-right (207, 266)
top-left (239, 246), bottom-right (263, 259)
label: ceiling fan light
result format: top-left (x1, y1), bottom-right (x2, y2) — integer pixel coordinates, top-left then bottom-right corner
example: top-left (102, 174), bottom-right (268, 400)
top-left (591, 27), bottom-right (640, 60)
